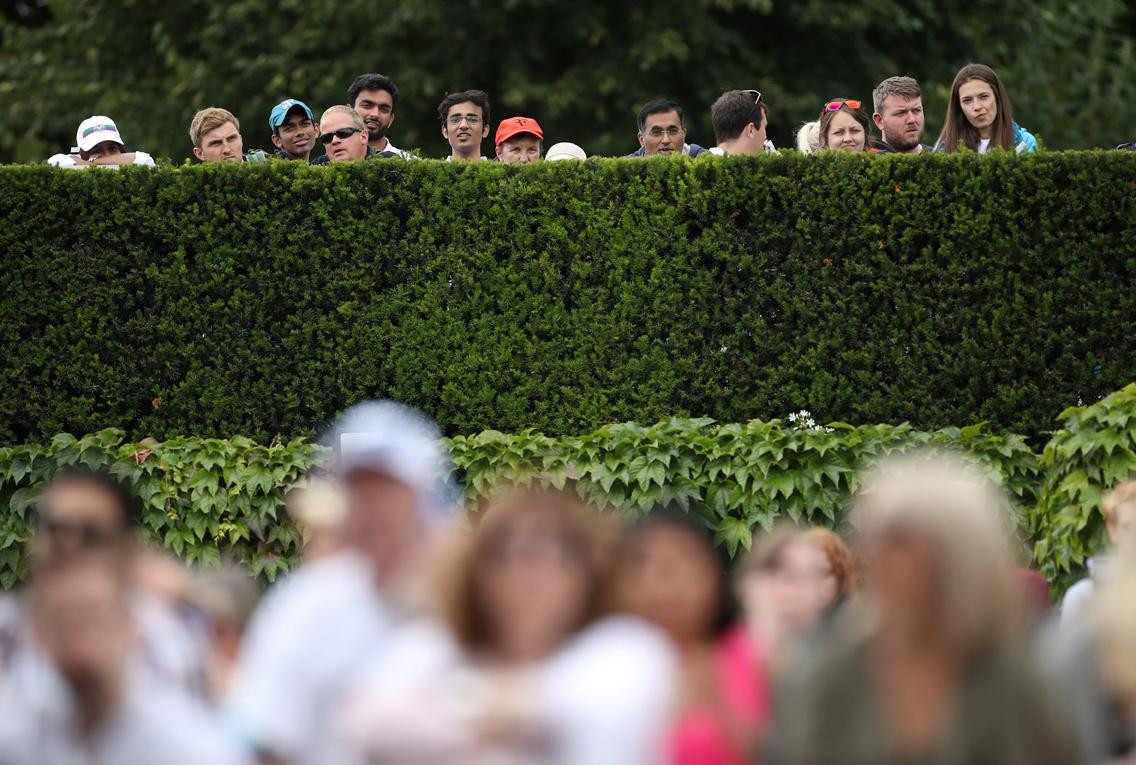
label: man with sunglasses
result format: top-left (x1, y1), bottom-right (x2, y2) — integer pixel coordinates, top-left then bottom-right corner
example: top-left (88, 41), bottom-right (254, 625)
top-left (626, 99), bottom-right (708, 157)
top-left (707, 90), bottom-right (776, 156)
top-left (438, 90), bottom-right (491, 161)
top-left (310, 106), bottom-right (382, 164)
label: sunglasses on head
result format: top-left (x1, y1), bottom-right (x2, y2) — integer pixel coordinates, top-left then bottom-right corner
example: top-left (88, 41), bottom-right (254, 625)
top-left (743, 89), bottom-right (763, 104)
top-left (825, 99), bottom-right (862, 111)
top-left (318, 127), bottom-right (363, 145)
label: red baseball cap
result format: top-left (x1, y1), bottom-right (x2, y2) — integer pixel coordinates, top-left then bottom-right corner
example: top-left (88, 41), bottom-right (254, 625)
top-left (495, 117), bottom-right (544, 147)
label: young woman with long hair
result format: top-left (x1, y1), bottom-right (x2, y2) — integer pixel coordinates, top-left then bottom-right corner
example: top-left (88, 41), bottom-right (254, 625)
top-left (935, 63), bottom-right (1038, 154)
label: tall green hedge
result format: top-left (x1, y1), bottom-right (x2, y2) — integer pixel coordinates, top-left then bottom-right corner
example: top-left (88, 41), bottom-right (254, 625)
top-left (1, 153), bottom-right (1134, 443)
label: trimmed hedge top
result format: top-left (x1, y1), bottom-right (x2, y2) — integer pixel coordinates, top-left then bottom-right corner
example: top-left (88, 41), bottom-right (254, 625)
top-left (1, 153), bottom-right (1134, 443)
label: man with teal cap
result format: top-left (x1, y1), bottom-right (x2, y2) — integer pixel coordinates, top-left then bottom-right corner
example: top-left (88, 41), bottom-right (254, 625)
top-left (268, 98), bottom-right (317, 161)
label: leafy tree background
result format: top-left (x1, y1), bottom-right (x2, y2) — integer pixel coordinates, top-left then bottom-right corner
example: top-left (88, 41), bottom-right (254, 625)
top-left (1, 0), bottom-right (1133, 162)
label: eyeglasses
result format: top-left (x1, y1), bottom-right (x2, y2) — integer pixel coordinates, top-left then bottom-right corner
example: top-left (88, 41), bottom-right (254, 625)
top-left (825, 99), bottom-right (862, 111)
top-left (744, 89), bottom-right (763, 104)
top-left (318, 127), bottom-right (363, 145)
top-left (447, 114), bottom-right (483, 126)
top-left (646, 126), bottom-right (684, 138)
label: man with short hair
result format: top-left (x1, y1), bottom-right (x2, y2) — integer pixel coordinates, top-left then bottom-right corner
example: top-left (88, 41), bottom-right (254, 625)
top-left (495, 117), bottom-right (543, 164)
top-left (309, 106), bottom-right (373, 164)
top-left (871, 76), bottom-right (928, 154)
top-left (627, 99), bottom-right (708, 157)
top-left (347, 73), bottom-right (412, 159)
top-left (268, 99), bottom-right (316, 161)
top-left (190, 107), bottom-right (268, 163)
top-left (438, 90), bottom-right (491, 161)
top-left (227, 401), bottom-right (457, 765)
top-left (48, 116), bottom-right (155, 168)
top-left (708, 90), bottom-right (774, 156)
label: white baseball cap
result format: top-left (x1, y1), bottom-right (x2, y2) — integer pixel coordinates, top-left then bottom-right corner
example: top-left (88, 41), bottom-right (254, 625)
top-left (76, 116), bottom-right (124, 152)
top-left (545, 142), bottom-right (587, 160)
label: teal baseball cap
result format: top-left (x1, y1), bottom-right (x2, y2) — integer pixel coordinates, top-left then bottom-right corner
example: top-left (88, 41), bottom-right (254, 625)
top-left (269, 99), bottom-right (314, 131)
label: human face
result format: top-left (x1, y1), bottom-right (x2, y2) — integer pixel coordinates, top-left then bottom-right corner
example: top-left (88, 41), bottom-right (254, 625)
top-left (442, 101), bottom-right (489, 158)
top-left (34, 564), bottom-right (131, 691)
top-left (319, 112), bottom-right (368, 162)
top-left (496, 134), bottom-right (542, 164)
top-left (82, 140), bottom-right (124, 161)
top-left (342, 470), bottom-right (420, 581)
top-left (742, 111), bottom-right (768, 155)
top-left (825, 110), bottom-right (866, 152)
top-left (35, 482), bottom-right (130, 563)
top-left (958, 79), bottom-right (997, 137)
top-left (351, 88), bottom-right (395, 147)
top-left (194, 121), bottom-right (243, 162)
top-left (475, 516), bottom-right (591, 662)
top-left (1107, 502), bottom-right (1136, 546)
top-left (272, 109), bottom-right (315, 159)
top-left (874, 95), bottom-right (924, 152)
top-left (859, 521), bottom-right (939, 627)
top-left (618, 525), bottom-right (721, 648)
top-left (639, 110), bottom-right (685, 155)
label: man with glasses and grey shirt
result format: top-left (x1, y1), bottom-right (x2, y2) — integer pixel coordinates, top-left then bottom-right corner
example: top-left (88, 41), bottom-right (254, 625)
top-left (626, 99), bottom-right (708, 157)
top-left (438, 90), bottom-right (491, 161)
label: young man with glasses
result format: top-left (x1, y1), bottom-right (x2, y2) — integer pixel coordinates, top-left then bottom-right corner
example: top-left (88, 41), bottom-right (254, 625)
top-left (626, 99), bottom-right (708, 157)
top-left (310, 106), bottom-right (374, 164)
top-left (438, 90), bottom-right (491, 161)
top-left (708, 90), bottom-right (776, 156)
top-left (269, 99), bottom-right (317, 161)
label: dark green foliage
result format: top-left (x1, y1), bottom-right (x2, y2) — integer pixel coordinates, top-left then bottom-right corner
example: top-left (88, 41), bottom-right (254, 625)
top-left (1, 153), bottom-right (1133, 444)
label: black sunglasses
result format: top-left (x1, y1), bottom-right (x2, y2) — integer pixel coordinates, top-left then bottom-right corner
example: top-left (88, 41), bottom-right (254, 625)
top-left (318, 127), bottom-right (363, 145)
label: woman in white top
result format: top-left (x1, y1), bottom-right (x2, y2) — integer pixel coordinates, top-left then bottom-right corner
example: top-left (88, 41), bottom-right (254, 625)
top-left (333, 487), bottom-right (676, 765)
top-left (935, 63), bottom-right (1038, 154)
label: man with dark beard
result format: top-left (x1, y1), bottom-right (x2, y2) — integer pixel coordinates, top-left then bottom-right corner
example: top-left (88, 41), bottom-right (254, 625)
top-left (347, 73), bottom-right (413, 159)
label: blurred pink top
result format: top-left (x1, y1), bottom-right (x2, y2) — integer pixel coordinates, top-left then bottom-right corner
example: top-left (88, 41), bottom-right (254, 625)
top-left (667, 626), bottom-right (770, 765)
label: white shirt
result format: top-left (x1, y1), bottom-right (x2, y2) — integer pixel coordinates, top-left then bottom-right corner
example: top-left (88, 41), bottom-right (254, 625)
top-left (334, 615), bottom-right (676, 765)
top-left (47, 151), bottom-right (155, 168)
top-left (225, 552), bottom-right (392, 764)
top-left (380, 140), bottom-right (414, 159)
top-left (978, 138), bottom-right (991, 154)
top-left (0, 667), bottom-right (247, 765)
top-left (708, 139), bottom-right (778, 156)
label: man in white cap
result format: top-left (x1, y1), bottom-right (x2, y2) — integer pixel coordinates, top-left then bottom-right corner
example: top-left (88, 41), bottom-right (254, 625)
top-left (226, 400), bottom-right (455, 765)
top-left (48, 116), bottom-right (155, 168)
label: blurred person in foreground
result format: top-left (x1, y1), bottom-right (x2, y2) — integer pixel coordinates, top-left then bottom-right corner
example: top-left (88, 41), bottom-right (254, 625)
top-left (47, 115), bottom-right (155, 168)
top-left (226, 400), bottom-right (456, 765)
top-left (1047, 480), bottom-right (1136, 764)
top-left (2, 469), bottom-right (208, 699)
top-left (1061, 480), bottom-right (1136, 628)
top-left (333, 488), bottom-right (676, 765)
top-left (0, 556), bottom-right (247, 765)
top-left (616, 510), bottom-right (763, 765)
top-left (766, 452), bottom-right (1079, 765)
top-left (737, 526), bottom-right (856, 675)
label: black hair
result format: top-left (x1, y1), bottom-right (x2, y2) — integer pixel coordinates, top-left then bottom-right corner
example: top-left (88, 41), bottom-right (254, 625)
top-left (347, 73), bottom-right (400, 112)
top-left (623, 505), bottom-right (738, 638)
top-left (637, 99), bottom-right (684, 132)
top-left (437, 90), bottom-right (491, 128)
top-left (37, 466), bottom-right (141, 529)
top-left (711, 90), bottom-right (768, 144)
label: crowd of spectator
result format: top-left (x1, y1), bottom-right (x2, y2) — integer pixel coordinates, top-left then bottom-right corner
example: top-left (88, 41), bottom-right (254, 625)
top-left (0, 399), bottom-right (1134, 764)
top-left (46, 62), bottom-right (1134, 170)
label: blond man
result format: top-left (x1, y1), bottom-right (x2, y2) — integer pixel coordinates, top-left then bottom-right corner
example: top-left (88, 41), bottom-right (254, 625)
top-left (310, 106), bottom-right (373, 164)
top-left (189, 107), bottom-right (268, 163)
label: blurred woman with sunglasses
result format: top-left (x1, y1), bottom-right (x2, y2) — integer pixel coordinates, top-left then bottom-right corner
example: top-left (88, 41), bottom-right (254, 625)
top-left (766, 453), bottom-right (1078, 765)
top-left (333, 488), bottom-right (676, 765)
top-left (818, 99), bottom-right (872, 152)
top-left (935, 63), bottom-right (1038, 154)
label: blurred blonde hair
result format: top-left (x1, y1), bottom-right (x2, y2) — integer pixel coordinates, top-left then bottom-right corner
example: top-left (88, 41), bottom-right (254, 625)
top-left (796, 121), bottom-right (820, 154)
top-left (1101, 479), bottom-right (1136, 528)
top-left (1093, 513), bottom-right (1136, 724)
top-left (852, 451), bottom-right (1021, 650)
